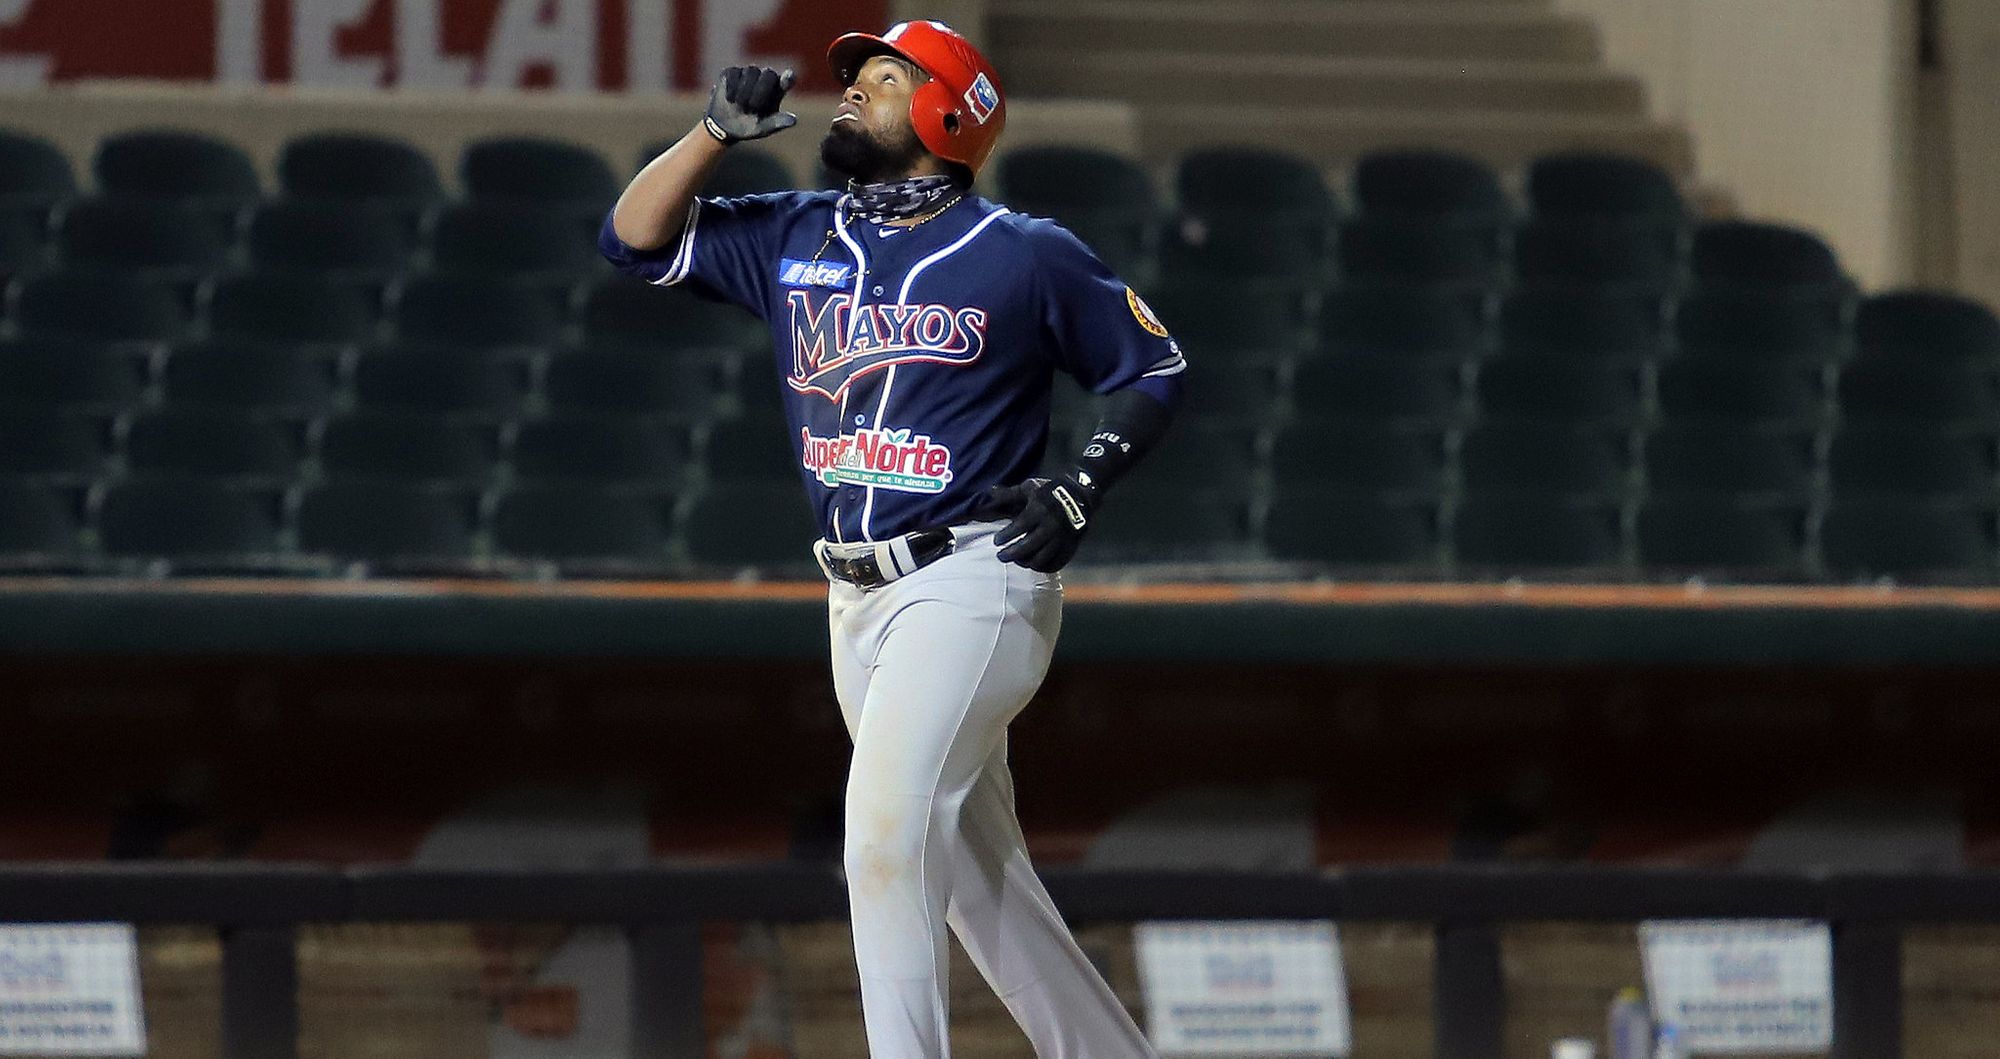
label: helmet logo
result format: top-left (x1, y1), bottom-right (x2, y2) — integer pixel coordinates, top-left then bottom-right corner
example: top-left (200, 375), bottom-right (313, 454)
top-left (964, 73), bottom-right (999, 124)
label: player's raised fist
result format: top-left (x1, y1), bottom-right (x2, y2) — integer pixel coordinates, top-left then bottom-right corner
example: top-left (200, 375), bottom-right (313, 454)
top-left (703, 66), bottom-right (798, 144)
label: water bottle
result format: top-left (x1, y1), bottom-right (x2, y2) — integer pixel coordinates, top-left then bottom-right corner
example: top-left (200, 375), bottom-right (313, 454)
top-left (1653, 1024), bottom-right (1685, 1059)
top-left (1606, 987), bottom-right (1652, 1059)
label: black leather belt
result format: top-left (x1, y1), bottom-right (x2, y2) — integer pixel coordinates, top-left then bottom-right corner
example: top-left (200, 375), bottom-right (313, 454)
top-left (816, 527), bottom-right (956, 590)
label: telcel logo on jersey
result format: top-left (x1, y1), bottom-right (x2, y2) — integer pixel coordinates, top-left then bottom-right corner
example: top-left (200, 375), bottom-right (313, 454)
top-left (800, 425), bottom-right (955, 494)
top-left (779, 258), bottom-right (852, 289)
top-left (787, 291), bottom-right (989, 401)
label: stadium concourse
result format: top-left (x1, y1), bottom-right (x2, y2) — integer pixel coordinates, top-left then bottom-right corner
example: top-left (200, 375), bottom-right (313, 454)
top-left (0, 127), bottom-right (1996, 585)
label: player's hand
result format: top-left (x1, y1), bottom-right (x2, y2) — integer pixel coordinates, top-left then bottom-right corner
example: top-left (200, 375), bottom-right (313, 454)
top-left (703, 66), bottom-right (798, 144)
top-left (980, 475), bottom-right (1097, 573)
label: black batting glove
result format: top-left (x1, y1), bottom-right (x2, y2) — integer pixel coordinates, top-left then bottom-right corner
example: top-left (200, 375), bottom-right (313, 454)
top-left (703, 66), bottom-right (798, 144)
top-left (981, 474), bottom-right (1098, 573)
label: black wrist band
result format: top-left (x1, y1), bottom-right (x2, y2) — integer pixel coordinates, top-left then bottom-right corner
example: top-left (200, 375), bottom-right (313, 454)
top-left (1070, 388), bottom-right (1173, 498)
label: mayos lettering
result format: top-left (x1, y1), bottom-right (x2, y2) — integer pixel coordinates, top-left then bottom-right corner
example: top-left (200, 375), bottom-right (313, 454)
top-left (785, 291), bottom-right (988, 402)
top-left (800, 425), bottom-right (955, 493)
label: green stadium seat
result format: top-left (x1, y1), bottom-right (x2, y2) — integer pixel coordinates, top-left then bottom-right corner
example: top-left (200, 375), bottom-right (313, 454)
top-left (1336, 218), bottom-right (1500, 286)
top-left (1836, 360), bottom-right (1999, 427)
top-left (1855, 290), bottom-right (2000, 364)
top-left (510, 416), bottom-right (688, 485)
top-left (1289, 356), bottom-right (1463, 425)
top-left (1179, 147), bottom-right (1336, 223)
top-left (1675, 290), bottom-right (1844, 362)
top-left (1174, 359), bottom-right (1275, 422)
top-left (460, 137), bottom-right (617, 223)
top-left (93, 131), bottom-right (260, 222)
top-left (1525, 152), bottom-right (1683, 220)
top-left (1265, 491), bottom-right (1439, 570)
top-left (703, 407), bottom-right (797, 482)
top-left (277, 133), bottom-right (444, 219)
top-left (1161, 220), bottom-right (1325, 283)
top-left (1635, 499), bottom-right (1805, 580)
top-left (1499, 287), bottom-right (1665, 361)
top-left (317, 413), bottom-right (497, 484)
top-left (429, 201), bottom-right (605, 282)
top-left (56, 198), bottom-right (232, 284)
top-left (123, 410), bottom-right (301, 481)
top-left (1459, 423), bottom-right (1629, 496)
top-left (1821, 501), bottom-right (1996, 583)
top-left (1452, 495), bottom-right (1623, 573)
top-left (545, 350), bottom-right (726, 420)
top-left (0, 339), bottom-right (149, 412)
top-left (391, 276), bottom-right (566, 351)
top-left (1270, 422), bottom-right (1444, 495)
top-left (683, 481), bottom-right (819, 570)
top-left (1320, 285), bottom-right (1487, 358)
top-left (1653, 358), bottom-right (1824, 427)
top-left (1644, 425), bottom-right (1817, 498)
top-left (1690, 221), bottom-right (1845, 290)
top-left (492, 484), bottom-right (676, 569)
top-left (1512, 219), bottom-right (1680, 293)
top-left (1000, 147), bottom-right (1158, 279)
top-left (207, 274), bottom-right (379, 347)
top-left (0, 209), bottom-right (49, 282)
top-left (1828, 428), bottom-right (1998, 498)
top-left (1474, 358), bottom-right (1642, 425)
top-left (13, 272), bottom-right (187, 343)
top-left (1142, 279), bottom-right (1311, 362)
top-left (352, 350), bottom-right (530, 418)
top-left (297, 482), bottom-right (479, 571)
top-left (0, 131), bottom-right (76, 220)
top-left (163, 341), bottom-right (338, 417)
top-left (98, 478), bottom-right (287, 566)
top-left (246, 199), bottom-right (415, 285)
top-left (0, 411), bottom-right (106, 480)
top-left (1082, 484), bottom-right (1247, 562)
top-left (1351, 149), bottom-right (1505, 220)
top-left (0, 480), bottom-right (82, 564)
top-left (580, 277), bottom-right (767, 354)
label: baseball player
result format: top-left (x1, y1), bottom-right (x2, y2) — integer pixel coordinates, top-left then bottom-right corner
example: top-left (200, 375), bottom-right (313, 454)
top-left (601, 20), bottom-right (1183, 1057)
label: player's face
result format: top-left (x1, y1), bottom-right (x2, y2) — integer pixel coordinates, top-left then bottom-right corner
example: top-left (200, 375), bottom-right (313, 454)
top-left (822, 55), bottom-right (930, 183)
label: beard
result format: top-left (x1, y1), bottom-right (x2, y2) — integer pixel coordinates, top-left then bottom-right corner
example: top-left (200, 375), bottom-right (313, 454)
top-left (820, 120), bottom-right (927, 185)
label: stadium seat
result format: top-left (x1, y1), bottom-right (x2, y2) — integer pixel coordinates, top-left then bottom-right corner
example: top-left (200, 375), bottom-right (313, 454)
top-left (12, 272), bottom-right (187, 343)
top-left (1498, 287), bottom-right (1665, 361)
top-left (56, 198), bottom-right (232, 283)
top-left (98, 478), bottom-right (285, 565)
top-left (1474, 358), bottom-right (1642, 424)
top-left (1265, 490), bottom-right (1438, 569)
top-left (297, 482), bottom-right (478, 570)
top-left (545, 350), bottom-right (727, 420)
top-left (998, 146), bottom-right (1157, 278)
top-left (1821, 501), bottom-right (1996, 583)
top-left (703, 408), bottom-right (798, 482)
top-left (391, 275), bottom-right (566, 350)
top-left (277, 133), bottom-right (444, 218)
top-left (682, 481), bottom-right (819, 569)
top-left (1524, 152), bottom-right (1684, 220)
top-left (1458, 423), bottom-right (1630, 496)
top-left (1635, 499), bottom-right (1805, 580)
top-left (493, 484), bottom-right (675, 569)
top-left (162, 341), bottom-right (338, 417)
top-left (0, 131), bottom-right (76, 220)
top-left (1350, 149), bottom-right (1506, 220)
top-left (0, 339), bottom-right (149, 412)
top-left (1511, 219), bottom-right (1680, 292)
top-left (460, 137), bottom-right (617, 221)
top-left (0, 209), bottom-right (48, 282)
top-left (246, 199), bottom-right (415, 285)
top-left (1141, 279), bottom-right (1311, 362)
top-left (1161, 220), bottom-right (1325, 283)
top-left (1690, 221), bottom-right (1845, 289)
top-left (1288, 356), bottom-right (1463, 425)
top-left (1083, 484), bottom-right (1247, 561)
top-left (0, 411), bottom-right (107, 480)
top-left (1452, 496), bottom-right (1624, 573)
top-left (1174, 359), bottom-right (1276, 422)
top-left (317, 413), bottom-right (497, 484)
top-left (1336, 218), bottom-right (1501, 286)
top-left (1854, 290), bottom-right (2000, 364)
top-left (206, 273), bottom-right (380, 347)
top-left (351, 350), bottom-right (530, 418)
top-left (510, 416), bottom-right (688, 485)
top-left (1179, 147), bottom-right (1337, 225)
top-left (428, 201), bottom-right (604, 282)
top-left (1320, 285), bottom-right (1487, 359)
top-left (123, 411), bottom-right (301, 480)
top-left (1836, 360), bottom-right (2000, 427)
top-left (1643, 425), bottom-right (1817, 498)
top-left (1675, 290), bottom-right (1844, 362)
top-left (695, 147), bottom-right (796, 196)
top-left (1270, 422), bottom-right (1445, 495)
top-left (0, 480), bottom-right (82, 563)
top-left (1653, 358), bottom-right (1824, 427)
top-left (93, 131), bottom-right (260, 221)
top-left (580, 278), bottom-right (767, 354)
top-left (1828, 428), bottom-right (1998, 498)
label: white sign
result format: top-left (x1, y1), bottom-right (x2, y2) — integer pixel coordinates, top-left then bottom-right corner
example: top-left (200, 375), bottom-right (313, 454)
top-left (1639, 920), bottom-right (1832, 1054)
top-left (0, 925), bottom-right (145, 1056)
top-left (1135, 921), bottom-right (1351, 1057)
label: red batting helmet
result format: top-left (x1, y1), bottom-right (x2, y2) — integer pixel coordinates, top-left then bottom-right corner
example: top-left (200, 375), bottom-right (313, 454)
top-left (827, 20), bottom-right (1007, 175)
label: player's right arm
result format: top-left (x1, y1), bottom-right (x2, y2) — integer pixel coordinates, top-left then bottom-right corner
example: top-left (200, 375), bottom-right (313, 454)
top-left (606, 66), bottom-right (797, 251)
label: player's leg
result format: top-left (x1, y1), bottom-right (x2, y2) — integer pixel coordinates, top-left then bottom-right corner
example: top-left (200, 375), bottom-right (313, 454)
top-left (839, 555), bottom-right (1057, 1059)
top-left (944, 736), bottom-right (1160, 1058)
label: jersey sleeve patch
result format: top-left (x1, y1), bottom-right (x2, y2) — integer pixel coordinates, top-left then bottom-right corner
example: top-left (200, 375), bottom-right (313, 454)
top-left (1126, 287), bottom-right (1170, 338)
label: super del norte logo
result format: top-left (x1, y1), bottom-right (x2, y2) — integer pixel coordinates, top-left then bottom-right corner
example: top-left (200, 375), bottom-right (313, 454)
top-left (800, 425), bottom-right (954, 494)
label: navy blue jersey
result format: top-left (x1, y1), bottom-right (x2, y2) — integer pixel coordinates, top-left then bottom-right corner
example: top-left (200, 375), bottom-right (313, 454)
top-left (602, 191), bottom-right (1185, 543)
